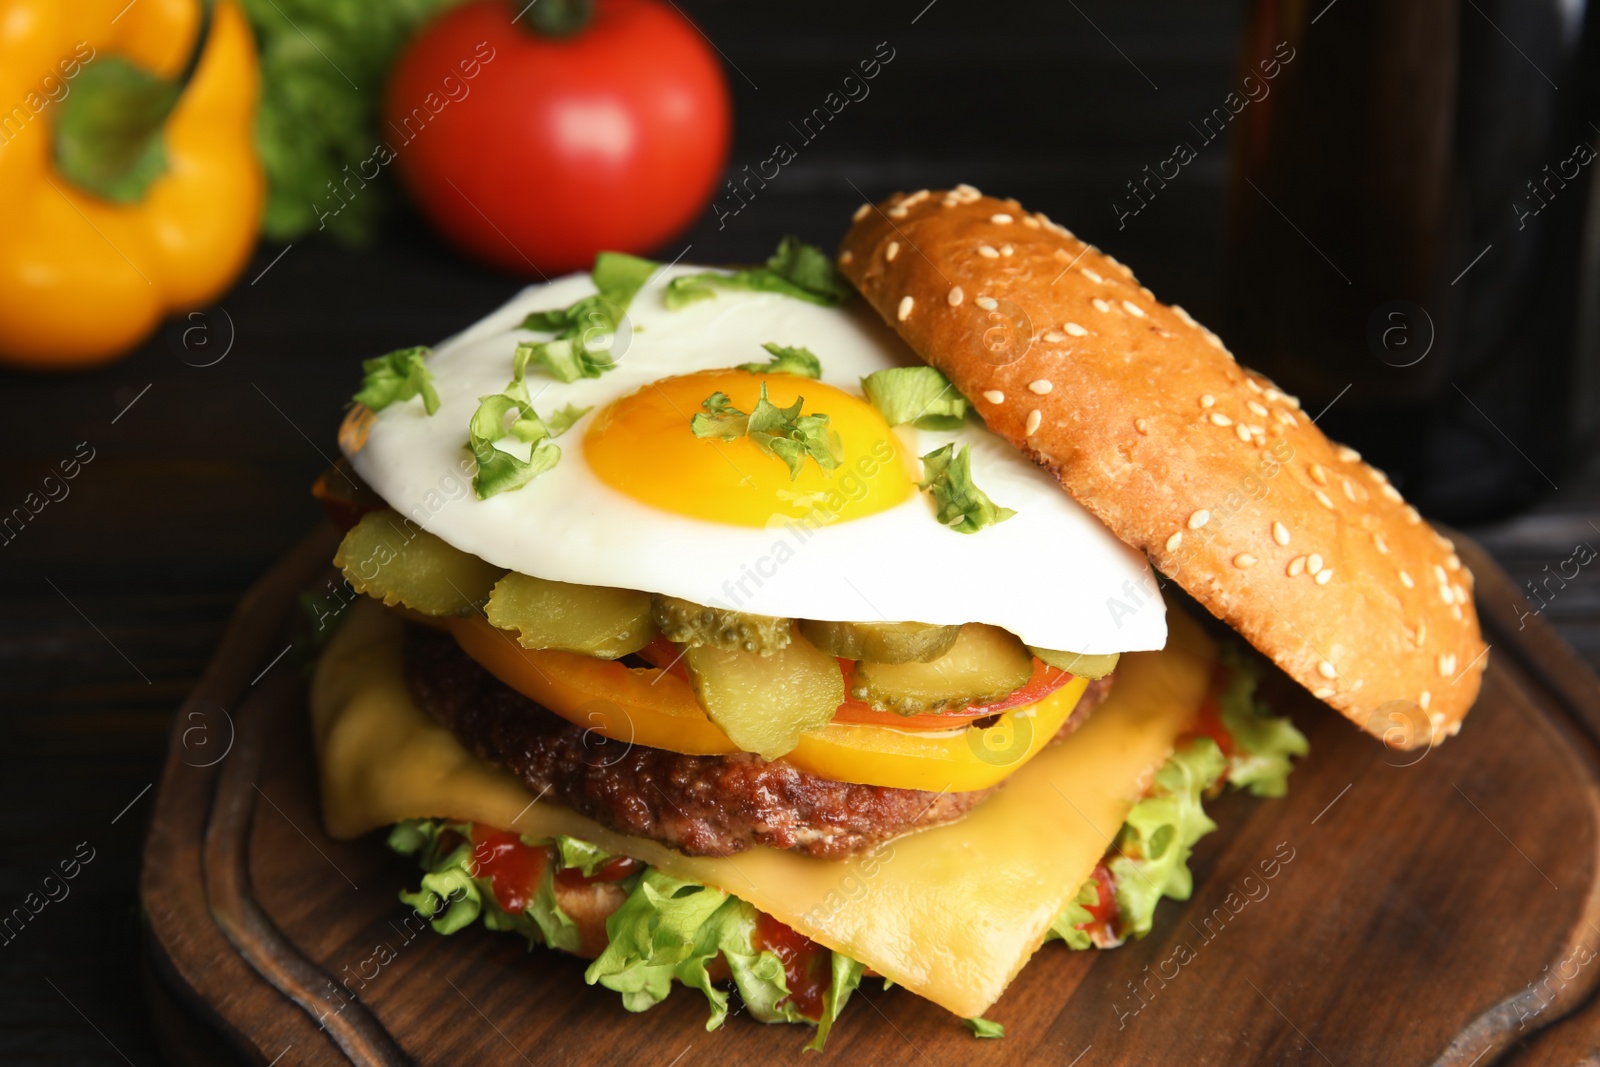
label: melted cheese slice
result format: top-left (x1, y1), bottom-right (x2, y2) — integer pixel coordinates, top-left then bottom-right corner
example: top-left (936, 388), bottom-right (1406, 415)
top-left (312, 600), bottom-right (1214, 1018)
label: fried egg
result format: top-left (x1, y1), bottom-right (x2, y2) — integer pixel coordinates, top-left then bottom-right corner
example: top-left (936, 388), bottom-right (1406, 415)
top-left (342, 266), bottom-right (1166, 654)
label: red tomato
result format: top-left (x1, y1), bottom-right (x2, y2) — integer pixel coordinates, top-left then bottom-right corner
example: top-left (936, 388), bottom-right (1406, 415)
top-left (385, 0), bottom-right (731, 274)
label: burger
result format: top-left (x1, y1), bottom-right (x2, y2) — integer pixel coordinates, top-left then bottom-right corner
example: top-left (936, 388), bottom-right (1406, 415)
top-left (308, 186), bottom-right (1487, 1045)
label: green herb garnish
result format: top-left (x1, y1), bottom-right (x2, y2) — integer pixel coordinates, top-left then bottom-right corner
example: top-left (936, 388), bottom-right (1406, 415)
top-left (736, 342), bottom-right (823, 379)
top-left (918, 443), bottom-right (1015, 533)
top-left (690, 384), bottom-right (843, 480)
top-left (467, 381), bottom-right (590, 499)
top-left (861, 366), bottom-right (968, 430)
top-left (665, 236), bottom-right (851, 310)
top-left (353, 345), bottom-right (439, 415)
top-left (965, 1017), bottom-right (1006, 1039)
top-left (514, 251), bottom-right (657, 382)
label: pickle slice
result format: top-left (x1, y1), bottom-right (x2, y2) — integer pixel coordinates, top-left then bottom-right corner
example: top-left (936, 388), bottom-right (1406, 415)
top-left (652, 595), bottom-right (791, 655)
top-left (486, 574), bottom-right (657, 659)
top-left (1027, 647), bottom-right (1120, 679)
top-left (798, 619), bottom-right (960, 664)
top-left (684, 631), bottom-right (845, 759)
top-left (850, 624), bottom-right (1034, 714)
top-left (334, 509), bottom-right (504, 615)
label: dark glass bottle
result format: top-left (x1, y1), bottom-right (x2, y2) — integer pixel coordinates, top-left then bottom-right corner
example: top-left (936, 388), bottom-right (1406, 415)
top-left (1222, 0), bottom-right (1596, 523)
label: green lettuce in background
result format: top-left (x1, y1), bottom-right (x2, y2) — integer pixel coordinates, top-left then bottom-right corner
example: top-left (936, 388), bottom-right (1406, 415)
top-left (239, 0), bottom-right (462, 243)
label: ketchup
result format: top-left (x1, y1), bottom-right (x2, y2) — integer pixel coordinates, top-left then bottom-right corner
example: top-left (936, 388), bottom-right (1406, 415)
top-left (467, 824), bottom-right (551, 915)
top-left (752, 913), bottom-right (830, 1020)
top-left (1076, 863), bottom-right (1120, 944)
top-left (554, 854), bottom-right (644, 890)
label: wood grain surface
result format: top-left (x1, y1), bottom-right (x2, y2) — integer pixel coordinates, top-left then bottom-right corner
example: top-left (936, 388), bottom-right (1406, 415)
top-left (136, 525), bottom-right (1600, 1065)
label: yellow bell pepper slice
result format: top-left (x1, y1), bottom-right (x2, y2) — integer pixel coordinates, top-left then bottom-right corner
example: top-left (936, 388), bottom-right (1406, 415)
top-left (448, 615), bottom-right (1091, 793)
top-left (0, 0), bottom-right (262, 368)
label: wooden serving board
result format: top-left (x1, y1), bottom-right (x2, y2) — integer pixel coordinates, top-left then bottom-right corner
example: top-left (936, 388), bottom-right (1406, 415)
top-left (142, 523), bottom-right (1600, 1066)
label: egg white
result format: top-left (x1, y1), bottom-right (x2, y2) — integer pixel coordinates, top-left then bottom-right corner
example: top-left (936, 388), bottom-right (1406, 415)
top-left (344, 266), bottom-right (1167, 654)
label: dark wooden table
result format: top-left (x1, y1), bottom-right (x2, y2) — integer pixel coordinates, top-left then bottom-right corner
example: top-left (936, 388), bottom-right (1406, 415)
top-left (0, 0), bottom-right (1591, 1061)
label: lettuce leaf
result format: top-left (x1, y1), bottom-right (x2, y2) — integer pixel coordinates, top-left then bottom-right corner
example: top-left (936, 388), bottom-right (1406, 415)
top-left (353, 346), bottom-right (438, 414)
top-left (736, 342), bottom-right (823, 379)
top-left (860, 366), bottom-right (968, 430)
top-left (515, 252), bottom-right (657, 382)
top-left (1108, 738), bottom-right (1226, 940)
top-left (665, 237), bottom-right (850, 310)
top-left (1217, 647), bottom-right (1310, 797)
top-left (1043, 878), bottom-right (1102, 950)
top-left (918, 443), bottom-right (1016, 533)
top-left (390, 822), bottom-right (861, 1047)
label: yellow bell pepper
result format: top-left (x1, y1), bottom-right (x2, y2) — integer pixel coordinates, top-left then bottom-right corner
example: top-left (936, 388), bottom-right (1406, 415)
top-left (447, 615), bottom-right (1093, 794)
top-left (0, 0), bottom-right (262, 370)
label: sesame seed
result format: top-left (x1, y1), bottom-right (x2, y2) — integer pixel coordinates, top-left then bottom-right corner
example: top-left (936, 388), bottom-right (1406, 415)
top-left (1025, 409), bottom-right (1042, 436)
top-left (1081, 268), bottom-right (1104, 284)
top-left (1234, 553), bottom-right (1257, 568)
top-left (1247, 400), bottom-right (1269, 418)
top-left (1001, 244), bottom-right (1014, 257)
top-left (1417, 621), bottom-right (1427, 646)
top-left (888, 205), bottom-right (908, 219)
top-left (1203, 331), bottom-right (1225, 350)
top-left (839, 250), bottom-right (854, 265)
top-left (1405, 505), bottom-right (1421, 524)
top-left (1246, 425), bottom-right (1266, 439)
top-left (1453, 582), bottom-right (1468, 605)
top-left (1368, 466), bottom-right (1389, 484)
top-left (955, 183), bottom-right (980, 196)
top-left (975, 296), bottom-right (998, 310)
top-left (1419, 690), bottom-right (1431, 710)
top-left (1315, 568), bottom-right (1334, 585)
top-left (1434, 564), bottom-right (1448, 587)
top-left (1043, 331), bottom-right (1066, 343)
top-left (1317, 660), bottom-right (1337, 679)
top-left (853, 203), bottom-right (872, 222)
top-left (1188, 510), bottom-right (1211, 530)
top-left (1283, 393), bottom-right (1301, 409)
top-left (1438, 653), bottom-right (1456, 677)
top-left (1399, 569), bottom-right (1414, 588)
top-left (1029, 379), bottom-right (1053, 395)
top-left (1135, 418), bottom-right (1150, 435)
top-left (948, 286), bottom-right (964, 306)
top-left (1264, 387), bottom-right (1283, 402)
top-left (982, 390), bottom-right (1005, 404)
top-left (1166, 531), bottom-right (1183, 552)
top-left (1064, 322), bottom-right (1088, 337)
top-left (1273, 521), bottom-right (1290, 546)
top-left (1308, 553), bottom-right (1324, 574)
top-left (1337, 445), bottom-right (1361, 462)
top-left (1053, 248), bottom-right (1070, 262)
top-left (990, 213), bottom-right (1013, 224)
top-left (885, 241), bottom-right (899, 261)
top-left (1122, 300), bottom-right (1146, 317)
top-left (1200, 394), bottom-right (1215, 408)
top-left (1373, 533), bottom-right (1389, 554)
top-left (1022, 216), bottom-right (1041, 228)
top-left (1343, 479), bottom-right (1360, 502)
top-left (904, 189), bottom-right (930, 206)
top-left (1274, 409), bottom-right (1298, 427)
top-left (941, 197), bottom-right (958, 208)
top-left (1314, 490), bottom-right (1335, 509)
top-left (1245, 378), bottom-right (1264, 394)
top-left (1210, 412), bottom-right (1233, 426)
top-left (1309, 463), bottom-right (1329, 485)
top-left (897, 295), bottom-right (914, 321)
top-left (1453, 603), bottom-right (1464, 620)
top-left (1313, 687), bottom-right (1336, 700)
top-left (978, 244), bottom-right (1000, 258)
top-left (1381, 483), bottom-right (1403, 502)
top-left (1446, 553), bottom-right (1461, 571)
top-left (1173, 305), bottom-right (1198, 327)
top-left (1287, 555), bottom-right (1307, 577)
top-left (1235, 423), bottom-right (1252, 443)
top-left (1092, 298), bottom-right (1112, 313)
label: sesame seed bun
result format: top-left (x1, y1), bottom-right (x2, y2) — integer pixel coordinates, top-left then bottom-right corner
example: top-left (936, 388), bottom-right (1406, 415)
top-left (837, 187), bottom-right (1485, 748)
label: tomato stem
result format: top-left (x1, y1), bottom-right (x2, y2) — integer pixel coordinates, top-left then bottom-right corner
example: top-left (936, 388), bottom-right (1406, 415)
top-left (515, 0), bottom-right (594, 38)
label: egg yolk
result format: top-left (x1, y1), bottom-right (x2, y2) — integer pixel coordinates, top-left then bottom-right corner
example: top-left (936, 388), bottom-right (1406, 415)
top-left (584, 370), bottom-right (914, 527)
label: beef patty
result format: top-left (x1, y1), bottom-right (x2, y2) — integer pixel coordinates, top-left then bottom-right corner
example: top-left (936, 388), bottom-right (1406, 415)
top-left (404, 625), bottom-right (1113, 859)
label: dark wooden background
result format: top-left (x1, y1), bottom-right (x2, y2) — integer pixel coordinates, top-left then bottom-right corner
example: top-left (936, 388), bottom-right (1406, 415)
top-left (1, 0), bottom-right (1596, 1062)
